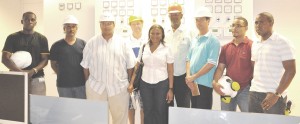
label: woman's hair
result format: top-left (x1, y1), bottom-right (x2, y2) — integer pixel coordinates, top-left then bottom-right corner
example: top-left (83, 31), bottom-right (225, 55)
top-left (148, 24), bottom-right (165, 46)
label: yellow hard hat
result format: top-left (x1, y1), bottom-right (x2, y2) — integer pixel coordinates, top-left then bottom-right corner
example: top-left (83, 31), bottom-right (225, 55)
top-left (128, 15), bottom-right (143, 24)
top-left (168, 3), bottom-right (182, 13)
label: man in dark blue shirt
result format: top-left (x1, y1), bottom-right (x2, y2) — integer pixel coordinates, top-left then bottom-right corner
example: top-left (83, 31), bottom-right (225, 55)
top-left (49, 15), bottom-right (86, 99)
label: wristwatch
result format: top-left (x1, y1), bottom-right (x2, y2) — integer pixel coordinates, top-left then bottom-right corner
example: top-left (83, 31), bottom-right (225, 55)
top-left (275, 92), bottom-right (282, 97)
top-left (32, 68), bottom-right (38, 74)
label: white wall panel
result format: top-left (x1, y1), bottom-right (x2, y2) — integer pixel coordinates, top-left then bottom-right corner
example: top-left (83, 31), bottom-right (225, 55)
top-left (0, 0), bottom-right (22, 71)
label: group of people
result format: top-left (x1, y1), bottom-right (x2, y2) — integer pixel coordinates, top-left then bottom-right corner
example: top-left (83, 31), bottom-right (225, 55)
top-left (1, 2), bottom-right (296, 124)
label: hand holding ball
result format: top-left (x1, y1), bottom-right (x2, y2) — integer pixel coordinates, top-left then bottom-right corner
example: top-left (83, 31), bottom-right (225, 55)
top-left (218, 76), bottom-right (240, 103)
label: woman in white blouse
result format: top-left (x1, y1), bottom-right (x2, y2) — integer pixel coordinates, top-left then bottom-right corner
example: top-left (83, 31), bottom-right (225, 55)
top-left (128, 24), bottom-right (174, 124)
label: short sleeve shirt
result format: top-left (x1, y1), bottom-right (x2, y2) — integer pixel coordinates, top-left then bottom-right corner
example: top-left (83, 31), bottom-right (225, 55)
top-left (137, 43), bottom-right (174, 84)
top-left (126, 34), bottom-right (147, 58)
top-left (50, 38), bottom-right (86, 87)
top-left (165, 24), bottom-right (193, 76)
top-left (250, 32), bottom-right (295, 96)
top-left (80, 34), bottom-right (136, 97)
top-left (219, 37), bottom-right (253, 89)
top-left (187, 32), bottom-right (220, 88)
top-left (2, 31), bottom-right (49, 78)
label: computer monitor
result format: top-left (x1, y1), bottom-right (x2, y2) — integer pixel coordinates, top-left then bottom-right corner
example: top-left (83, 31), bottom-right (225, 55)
top-left (0, 71), bottom-right (28, 124)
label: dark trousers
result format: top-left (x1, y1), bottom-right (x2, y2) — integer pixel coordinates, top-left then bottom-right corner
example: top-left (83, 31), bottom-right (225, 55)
top-left (172, 73), bottom-right (191, 108)
top-left (249, 91), bottom-right (287, 115)
top-left (191, 84), bottom-right (213, 109)
top-left (140, 79), bottom-right (169, 124)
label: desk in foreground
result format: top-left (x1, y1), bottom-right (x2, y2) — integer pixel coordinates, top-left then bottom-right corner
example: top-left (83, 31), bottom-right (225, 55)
top-left (30, 95), bottom-right (108, 124)
top-left (169, 107), bottom-right (300, 124)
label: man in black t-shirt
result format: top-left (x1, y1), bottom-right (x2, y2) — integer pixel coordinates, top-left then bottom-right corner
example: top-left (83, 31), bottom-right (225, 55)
top-left (49, 15), bottom-right (86, 99)
top-left (2, 11), bottom-right (49, 95)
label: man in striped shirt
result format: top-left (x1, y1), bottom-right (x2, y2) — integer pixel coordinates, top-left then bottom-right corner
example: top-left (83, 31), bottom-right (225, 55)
top-left (249, 12), bottom-right (296, 115)
top-left (80, 13), bottom-right (136, 124)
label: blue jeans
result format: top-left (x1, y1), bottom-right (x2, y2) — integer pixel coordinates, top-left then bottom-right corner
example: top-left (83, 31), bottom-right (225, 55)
top-left (249, 91), bottom-right (287, 115)
top-left (140, 79), bottom-right (169, 124)
top-left (221, 85), bottom-right (250, 112)
top-left (57, 85), bottom-right (86, 99)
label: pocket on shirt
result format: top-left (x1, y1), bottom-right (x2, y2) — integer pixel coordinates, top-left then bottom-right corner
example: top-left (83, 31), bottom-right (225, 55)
top-left (179, 41), bottom-right (189, 50)
top-left (239, 50), bottom-right (248, 59)
top-left (239, 50), bottom-right (251, 67)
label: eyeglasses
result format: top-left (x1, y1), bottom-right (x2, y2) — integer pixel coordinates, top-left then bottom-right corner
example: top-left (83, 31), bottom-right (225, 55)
top-left (230, 24), bottom-right (246, 28)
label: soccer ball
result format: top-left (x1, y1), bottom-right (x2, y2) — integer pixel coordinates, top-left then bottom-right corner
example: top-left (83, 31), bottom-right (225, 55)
top-left (218, 76), bottom-right (240, 103)
top-left (10, 51), bottom-right (32, 69)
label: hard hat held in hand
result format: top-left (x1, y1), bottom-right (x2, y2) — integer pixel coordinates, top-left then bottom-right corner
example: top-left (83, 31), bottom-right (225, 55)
top-left (10, 51), bottom-right (32, 69)
top-left (218, 76), bottom-right (240, 103)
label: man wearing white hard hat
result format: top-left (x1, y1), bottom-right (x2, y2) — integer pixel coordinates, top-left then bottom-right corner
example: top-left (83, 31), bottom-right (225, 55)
top-left (186, 6), bottom-right (221, 109)
top-left (164, 3), bottom-right (194, 108)
top-left (50, 15), bottom-right (86, 99)
top-left (2, 11), bottom-right (49, 95)
top-left (81, 13), bottom-right (136, 124)
top-left (126, 15), bottom-right (146, 124)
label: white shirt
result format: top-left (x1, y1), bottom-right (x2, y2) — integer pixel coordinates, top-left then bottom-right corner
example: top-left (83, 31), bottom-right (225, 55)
top-left (137, 43), bottom-right (174, 84)
top-left (127, 34), bottom-right (147, 49)
top-left (126, 34), bottom-right (147, 58)
top-left (165, 24), bottom-right (193, 76)
top-left (250, 32), bottom-right (295, 96)
top-left (81, 34), bottom-right (136, 97)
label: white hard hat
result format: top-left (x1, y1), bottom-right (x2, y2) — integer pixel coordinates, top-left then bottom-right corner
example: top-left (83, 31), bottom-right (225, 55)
top-left (10, 51), bottom-right (32, 69)
top-left (99, 13), bottom-right (115, 22)
top-left (63, 15), bottom-right (79, 24)
top-left (194, 6), bottom-right (212, 18)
